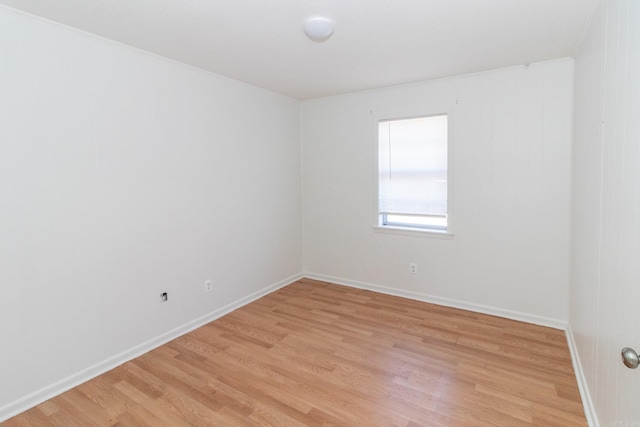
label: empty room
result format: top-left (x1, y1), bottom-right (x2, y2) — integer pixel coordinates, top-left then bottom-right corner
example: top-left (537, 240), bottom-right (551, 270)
top-left (0, 1), bottom-right (638, 426)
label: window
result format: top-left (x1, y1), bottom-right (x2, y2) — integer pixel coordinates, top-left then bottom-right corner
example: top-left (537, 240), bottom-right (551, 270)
top-left (378, 114), bottom-right (450, 234)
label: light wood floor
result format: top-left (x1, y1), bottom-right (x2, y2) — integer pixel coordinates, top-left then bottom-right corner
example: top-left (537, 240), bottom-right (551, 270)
top-left (4, 278), bottom-right (587, 426)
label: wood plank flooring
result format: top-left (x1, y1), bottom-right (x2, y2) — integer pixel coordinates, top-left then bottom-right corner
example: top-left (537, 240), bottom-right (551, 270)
top-left (3, 278), bottom-right (587, 426)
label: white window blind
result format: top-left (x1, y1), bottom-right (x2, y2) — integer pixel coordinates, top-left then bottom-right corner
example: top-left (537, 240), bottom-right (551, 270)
top-left (378, 114), bottom-right (448, 225)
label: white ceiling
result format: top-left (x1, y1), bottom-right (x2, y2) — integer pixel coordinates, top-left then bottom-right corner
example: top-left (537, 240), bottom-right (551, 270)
top-left (0, 0), bottom-right (601, 100)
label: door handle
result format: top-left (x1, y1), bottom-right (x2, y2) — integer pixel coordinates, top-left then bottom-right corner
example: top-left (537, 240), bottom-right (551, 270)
top-left (622, 347), bottom-right (639, 369)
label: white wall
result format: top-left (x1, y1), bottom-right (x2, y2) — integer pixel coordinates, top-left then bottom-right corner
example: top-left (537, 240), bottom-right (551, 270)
top-left (571, 0), bottom-right (640, 425)
top-left (0, 6), bottom-right (302, 419)
top-left (301, 60), bottom-right (573, 326)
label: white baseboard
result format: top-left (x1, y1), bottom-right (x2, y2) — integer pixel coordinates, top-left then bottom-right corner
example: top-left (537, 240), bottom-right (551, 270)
top-left (0, 272), bottom-right (303, 423)
top-left (304, 272), bottom-right (568, 330)
top-left (566, 326), bottom-right (599, 427)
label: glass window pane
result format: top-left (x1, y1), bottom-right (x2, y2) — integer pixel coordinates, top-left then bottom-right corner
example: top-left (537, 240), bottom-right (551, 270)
top-left (378, 114), bottom-right (448, 231)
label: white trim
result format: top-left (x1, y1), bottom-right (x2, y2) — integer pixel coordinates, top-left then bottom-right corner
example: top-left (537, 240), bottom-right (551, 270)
top-left (565, 326), bottom-right (599, 427)
top-left (304, 272), bottom-right (568, 330)
top-left (373, 225), bottom-right (454, 239)
top-left (309, 58), bottom-right (575, 103)
top-left (373, 107), bottom-right (455, 236)
top-left (0, 273), bottom-right (303, 423)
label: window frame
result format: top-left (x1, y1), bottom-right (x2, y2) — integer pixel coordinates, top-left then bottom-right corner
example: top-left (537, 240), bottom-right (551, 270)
top-left (373, 109), bottom-right (454, 238)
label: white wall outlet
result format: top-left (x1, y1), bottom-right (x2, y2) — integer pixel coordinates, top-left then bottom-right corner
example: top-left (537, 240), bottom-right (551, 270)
top-left (204, 280), bottom-right (212, 293)
top-left (410, 263), bottom-right (417, 274)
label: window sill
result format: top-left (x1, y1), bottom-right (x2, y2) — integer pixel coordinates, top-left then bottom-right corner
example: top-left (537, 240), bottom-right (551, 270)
top-left (373, 225), bottom-right (454, 240)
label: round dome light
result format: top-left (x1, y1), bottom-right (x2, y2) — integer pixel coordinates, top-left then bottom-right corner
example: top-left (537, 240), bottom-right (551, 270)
top-left (303, 17), bottom-right (335, 42)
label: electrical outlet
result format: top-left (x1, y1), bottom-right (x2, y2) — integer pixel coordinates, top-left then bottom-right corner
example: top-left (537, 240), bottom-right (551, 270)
top-left (204, 280), bottom-right (212, 293)
top-left (160, 292), bottom-right (168, 302)
top-left (410, 263), bottom-right (417, 274)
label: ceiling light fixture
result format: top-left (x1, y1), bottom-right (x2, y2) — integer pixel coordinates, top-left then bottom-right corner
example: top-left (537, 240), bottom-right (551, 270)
top-left (303, 17), bottom-right (334, 42)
